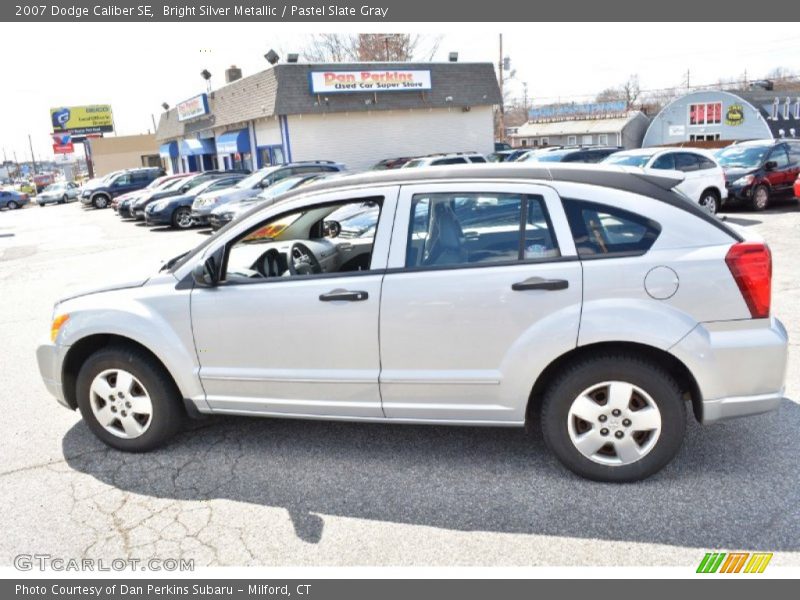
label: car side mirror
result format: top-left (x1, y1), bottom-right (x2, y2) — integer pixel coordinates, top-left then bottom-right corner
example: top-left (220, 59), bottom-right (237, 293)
top-left (323, 220), bottom-right (341, 238)
top-left (192, 257), bottom-right (218, 287)
top-left (765, 160), bottom-right (777, 171)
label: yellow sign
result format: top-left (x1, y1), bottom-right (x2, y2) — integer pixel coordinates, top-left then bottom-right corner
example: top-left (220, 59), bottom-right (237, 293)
top-left (50, 105), bottom-right (114, 134)
top-left (725, 104), bottom-right (745, 126)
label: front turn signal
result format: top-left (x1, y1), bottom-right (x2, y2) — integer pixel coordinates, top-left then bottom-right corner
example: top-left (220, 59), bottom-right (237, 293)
top-left (50, 314), bottom-right (70, 342)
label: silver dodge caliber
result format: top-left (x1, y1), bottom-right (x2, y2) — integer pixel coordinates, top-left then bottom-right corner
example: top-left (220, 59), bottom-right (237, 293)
top-left (37, 164), bottom-right (788, 482)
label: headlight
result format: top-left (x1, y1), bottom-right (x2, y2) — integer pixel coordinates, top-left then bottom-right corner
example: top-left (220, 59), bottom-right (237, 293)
top-left (50, 314), bottom-right (69, 342)
top-left (151, 201), bottom-right (166, 211)
top-left (732, 174), bottom-right (755, 187)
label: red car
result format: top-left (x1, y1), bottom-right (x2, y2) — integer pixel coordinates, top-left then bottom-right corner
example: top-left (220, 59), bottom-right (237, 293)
top-left (794, 173), bottom-right (800, 200)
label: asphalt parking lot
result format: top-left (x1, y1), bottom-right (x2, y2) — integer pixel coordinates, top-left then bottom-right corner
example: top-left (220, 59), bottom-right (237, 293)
top-left (0, 201), bottom-right (798, 568)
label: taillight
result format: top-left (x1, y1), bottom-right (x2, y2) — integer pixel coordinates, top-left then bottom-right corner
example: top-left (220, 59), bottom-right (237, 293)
top-left (725, 242), bottom-right (772, 319)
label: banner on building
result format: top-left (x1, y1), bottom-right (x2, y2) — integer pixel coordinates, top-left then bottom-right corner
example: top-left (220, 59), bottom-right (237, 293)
top-left (309, 70), bottom-right (432, 93)
top-left (177, 94), bottom-right (210, 121)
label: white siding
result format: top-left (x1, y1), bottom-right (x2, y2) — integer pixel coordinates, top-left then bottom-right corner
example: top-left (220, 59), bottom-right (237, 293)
top-left (254, 117), bottom-right (283, 146)
top-left (285, 107), bottom-right (495, 171)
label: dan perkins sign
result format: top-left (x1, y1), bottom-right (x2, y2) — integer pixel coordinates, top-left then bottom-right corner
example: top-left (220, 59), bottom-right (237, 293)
top-left (177, 93), bottom-right (209, 122)
top-left (310, 70), bottom-right (432, 94)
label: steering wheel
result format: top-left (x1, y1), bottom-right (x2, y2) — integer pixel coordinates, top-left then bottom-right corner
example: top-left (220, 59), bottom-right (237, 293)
top-left (288, 242), bottom-right (323, 276)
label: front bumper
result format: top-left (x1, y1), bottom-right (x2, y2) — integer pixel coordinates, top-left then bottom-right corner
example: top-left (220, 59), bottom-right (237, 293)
top-left (724, 183), bottom-right (753, 203)
top-left (670, 317), bottom-right (788, 423)
top-left (36, 341), bottom-right (70, 409)
top-left (191, 211), bottom-right (210, 225)
top-left (145, 209), bottom-right (171, 226)
top-left (118, 205), bottom-right (134, 218)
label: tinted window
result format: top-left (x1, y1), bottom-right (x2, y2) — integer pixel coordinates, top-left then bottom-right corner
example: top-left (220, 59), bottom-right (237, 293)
top-left (469, 156), bottom-right (487, 163)
top-left (674, 153), bottom-right (700, 172)
top-left (651, 153), bottom-right (675, 170)
top-left (405, 192), bottom-right (560, 268)
top-left (431, 157), bottom-right (468, 165)
top-left (697, 156), bottom-right (717, 170)
top-left (788, 143), bottom-right (800, 164)
top-left (768, 146), bottom-right (790, 168)
top-left (112, 174), bottom-right (131, 186)
top-left (563, 199), bottom-right (661, 258)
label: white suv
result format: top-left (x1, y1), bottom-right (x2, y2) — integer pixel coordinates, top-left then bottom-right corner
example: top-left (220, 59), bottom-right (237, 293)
top-left (402, 153), bottom-right (487, 168)
top-left (603, 148), bottom-right (728, 214)
top-left (37, 164), bottom-right (787, 482)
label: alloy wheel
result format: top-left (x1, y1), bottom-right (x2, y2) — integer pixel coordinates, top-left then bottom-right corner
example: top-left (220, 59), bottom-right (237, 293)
top-left (567, 381), bottom-right (662, 466)
top-left (89, 369), bottom-right (153, 439)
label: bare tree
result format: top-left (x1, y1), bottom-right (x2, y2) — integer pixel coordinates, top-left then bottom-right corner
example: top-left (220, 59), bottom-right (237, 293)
top-left (303, 34), bottom-right (442, 63)
top-left (595, 75), bottom-right (640, 109)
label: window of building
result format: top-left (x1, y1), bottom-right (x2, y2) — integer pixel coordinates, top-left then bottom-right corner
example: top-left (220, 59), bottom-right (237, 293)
top-left (598, 134), bottom-right (609, 146)
top-left (563, 199), bottom-right (661, 258)
top-left (582, 135), bottom-right (593, 145)
top-left (540, 137), bottom-right (549, 146)
top-left (689, 134), bottom-right (721, 141)
top-left (405, 192), bottom-right (560, 268)
top-left (772, 98), bottom-right (780, 120)
top-left (689, 102), bottom-right (722, 125)
top-left (795, 98), bottom-right (800, 120)
top-left (566, 136), bottom-right (577, 145)
top-left (784, 97), bottom-right (791, 120)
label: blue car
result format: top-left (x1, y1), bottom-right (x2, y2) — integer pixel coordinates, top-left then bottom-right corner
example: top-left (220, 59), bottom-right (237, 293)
top-left (0, 189), bottom-right (30, 210)
top-left (144, 174), bottom-right (247, 229)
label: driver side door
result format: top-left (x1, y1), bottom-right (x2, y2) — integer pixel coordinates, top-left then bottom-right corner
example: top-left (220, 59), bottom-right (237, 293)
top-left (189, 186), bottom-right (399, 418)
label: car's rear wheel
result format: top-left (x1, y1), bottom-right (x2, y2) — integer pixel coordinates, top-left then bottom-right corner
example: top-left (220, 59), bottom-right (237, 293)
top-left (7, 201), bottom-right (18, 210)
top-left (92, 194), bottom-right (109, 209)
top-left (172, 206), bottom-right (193, 229)
top-left (751, 184), bottom-right (770, 211)
top-left (699, 189), bottom-right (720, 215)
top-left (540, 354), bottom-right (686, 482)
top-left (75, 346), bottom-right (185, 452)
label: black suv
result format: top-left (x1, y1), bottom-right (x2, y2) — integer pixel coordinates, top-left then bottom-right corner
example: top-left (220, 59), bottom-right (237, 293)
top-left (80, 167), bottom-right (165, 209)
top-left (716, 139), bottom-right (800, 210)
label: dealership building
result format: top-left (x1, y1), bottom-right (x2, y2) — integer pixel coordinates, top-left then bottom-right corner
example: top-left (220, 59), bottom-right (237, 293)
top-left (155, 61), bottom-right (502, 173)
top-left (643, 89), bottom-right (800, 147)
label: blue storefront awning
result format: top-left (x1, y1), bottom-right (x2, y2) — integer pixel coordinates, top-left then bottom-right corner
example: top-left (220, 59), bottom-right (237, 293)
top-left (159, 142), bottom-right (179, 158)
top-left (216, 129), bottom-right (251, 154)
top-left (179, 137), bottom-right (216, 156)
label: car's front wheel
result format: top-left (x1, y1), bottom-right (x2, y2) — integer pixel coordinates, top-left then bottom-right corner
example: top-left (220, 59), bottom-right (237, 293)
top-left (92, 194), bottom-right (110, 209)
top-left (172, 206), bottom-right (193, 229)
top-left (541, 354), bottom-right (686, 482)
top-left (751, 184), bottom-right (770, 211)
top-left (75, 346), bottom-right (185, 451)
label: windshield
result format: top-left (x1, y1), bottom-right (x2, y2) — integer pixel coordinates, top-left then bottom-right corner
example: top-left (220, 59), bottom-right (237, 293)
top-left (256, 176), bottom-right (307, 199)
top-left (715, 145), bottom-right (769, 168)
top-left (535, 150), bottom-right (573, 162)
top-left (603, 153), bottom-right (654, 167)
top-left (43, 183), bottom-right (64, 192)
top-left (236, 167), bottom-right (278, 189)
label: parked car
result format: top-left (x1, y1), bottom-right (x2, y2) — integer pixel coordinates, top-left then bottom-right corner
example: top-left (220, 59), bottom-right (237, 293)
top-left (112, 173), bottom-right (191, 212)
top-left (794, 173), bottom-right (800, 200)
top-left (130, 171), bottom-right (246, 220)
top-left (0, 189), bottom-right (29, 210)
top-left (494, 141), bottom-right (512, 151)
top-left (520, 147), bottom-right (622, 165)
top-left (36, 182), bottom-right (81, 206)
top-left (191, 162), bottom-right (345, 225)
top-left (118, 175), bottom-right (194, 219)
top-left (488, 148), bottom-right (535, 163)
top-left (370, 157), bottom-right (414, 170)
top-left (715, 140), bottom-right (800, 211)
top-left (603, 148), bottom-right (728, 214)
top-left (207, 174), bottom-right (327, 230)
top-left (145, 174), bottom-right (248, 229)
top-left (402, 153), bottom-right (488, 168)
top-left (37, 164), bottom-right (787, 482)
top-left (80, 167), bottom-right (165, 209)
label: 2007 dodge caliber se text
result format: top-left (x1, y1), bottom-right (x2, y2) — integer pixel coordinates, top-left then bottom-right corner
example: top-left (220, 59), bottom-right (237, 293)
top-left (37, 164), bottom-right (788, 482)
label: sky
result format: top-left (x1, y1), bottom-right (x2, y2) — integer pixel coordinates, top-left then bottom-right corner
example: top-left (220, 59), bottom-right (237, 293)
top-left (1, 22), bottom-right (799, 161)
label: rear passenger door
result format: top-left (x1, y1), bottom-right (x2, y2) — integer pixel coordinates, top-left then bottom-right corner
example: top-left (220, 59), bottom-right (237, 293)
top-left (379, 183), bottom-right (582, 423)
top-left (672, 152), bottom-right (705, 202)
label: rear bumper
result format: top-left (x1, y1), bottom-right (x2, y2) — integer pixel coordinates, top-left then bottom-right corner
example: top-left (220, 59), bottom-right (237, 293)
top-left (669, 317), bottom-right (788, 423)
top-left (36, 340), bottom-right (70, 409)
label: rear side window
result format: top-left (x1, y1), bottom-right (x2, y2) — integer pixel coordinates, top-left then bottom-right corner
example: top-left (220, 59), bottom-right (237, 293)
top-left (406, 192), bottom-right (560, 268)
top-left (674, 153), bottom-right (700, 172)
top-left (432, 157), bottom-right (468, 166)
top-left (697, 156), bottom-right (717, 170)
top-left (563, 199), bottom-right (661, 258)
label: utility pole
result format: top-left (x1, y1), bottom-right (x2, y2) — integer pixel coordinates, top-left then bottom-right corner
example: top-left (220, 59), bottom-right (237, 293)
top-left (28, 134), bottom-right (37, 175)
top-left (498, 34), bottom-right (505, 143)
top-left (151, 113), bottom-right (157, 134)
top-left (686, 68), bottom-right (691, 89)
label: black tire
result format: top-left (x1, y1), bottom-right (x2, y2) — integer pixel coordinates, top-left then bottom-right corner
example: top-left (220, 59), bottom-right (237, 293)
top-left (75, 345), bottom-right (185, 452)
top-left (171, 206), bottom-right (193, 229)
top-left (699, 189), bottom-right (720, 215)
top-left (7, 200), bottom-right (18, 210)
top-left (59, 195), bottom-right (67, 204)
top-left (92, 194), bottom-right (110, 209)
top-left (750, 184), bottom-right (770, 211)
top-left (540, 353), bottom-right (686, 482)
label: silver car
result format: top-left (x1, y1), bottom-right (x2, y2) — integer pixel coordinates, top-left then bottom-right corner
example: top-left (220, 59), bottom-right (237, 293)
top-left (36, 164), bottom-right (788, 482)
top-left (36, 182), bottom-right (80, 206)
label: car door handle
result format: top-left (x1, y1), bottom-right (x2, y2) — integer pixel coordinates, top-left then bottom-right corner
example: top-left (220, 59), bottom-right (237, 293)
top-left (511, 277), bottom-right (569, 291)
top-left (319, 289), bottom-right (369, 302)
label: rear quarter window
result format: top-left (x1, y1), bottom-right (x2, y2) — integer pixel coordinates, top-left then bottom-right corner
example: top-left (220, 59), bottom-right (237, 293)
top-left (563, 199), bottom-right (661, 258)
